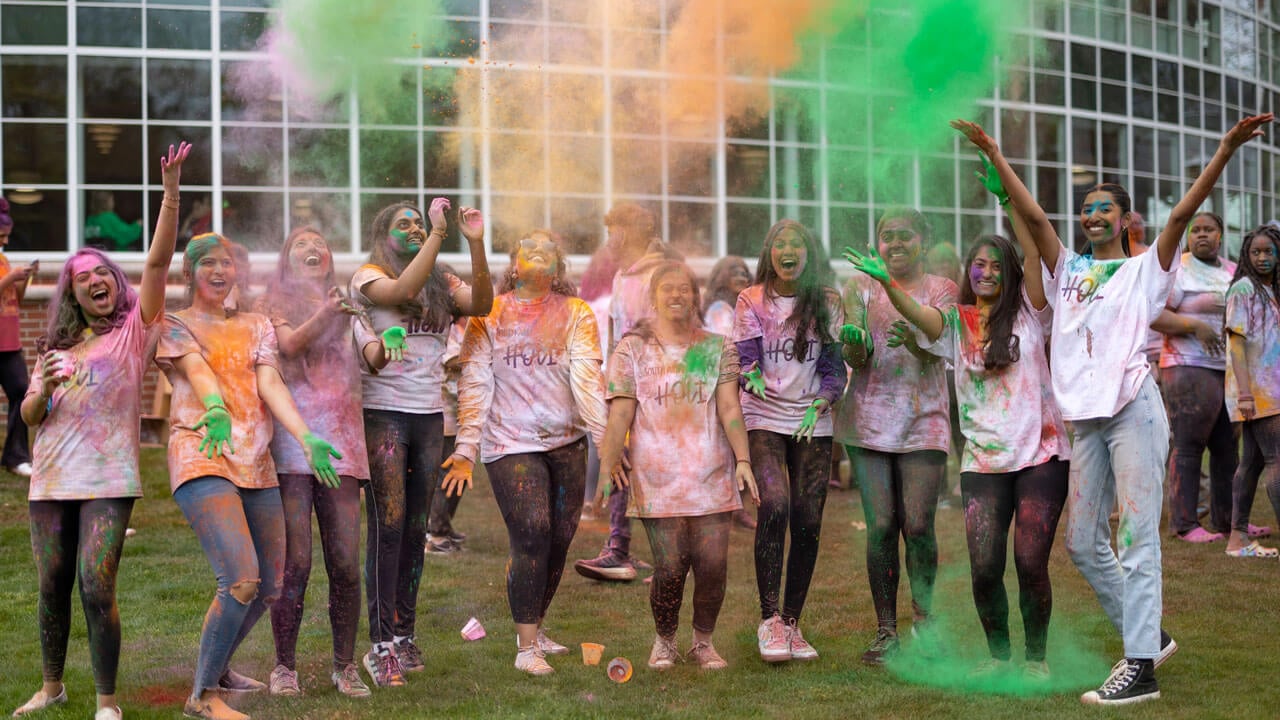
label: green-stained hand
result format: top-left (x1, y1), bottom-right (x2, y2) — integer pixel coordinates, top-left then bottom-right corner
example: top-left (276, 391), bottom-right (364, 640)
top-left (303, 432), bottom-right (343, 488)
top-left (793, 401), bottom-right (821, 443)
top-left (975, 153), bottom-right (1009, 205)
top-left (839, 323), bottom-right (869, 349)
top-left (382, 326), bottom-right (407, 362)
top-left (885, 319), bottom-right (922, 353)
top-left (842, 245), bottom-right (890, 285)
top-left (742, 363), bottom-right (766, 399)
top-left (194, 394), bottom-right (234, 458)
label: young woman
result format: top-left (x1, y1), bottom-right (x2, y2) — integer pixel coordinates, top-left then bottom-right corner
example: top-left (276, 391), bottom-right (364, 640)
top-left (849, 223), bottom-right (1069, 679)
top-left (158, 231), bottom-right (342, 720)
top-left (596, 261), bottom-right (759, 671)
top-left (0, 195), bottom-right (35, 477)
top-left (441, 229), bottom-right (610, 676)
top-left (1224, 225), bottom-right (1280, 557)
top-left (835, 208), bottom-right (958, 665)
top-left (734, 220), bottom-right (843, 663)
top-left (950, 113), bottom-right (1273, 705)
top-left (1151, 212), bottom-right (1238, 543)
top-left (350, 198), bottom-right (491, 687)
top-left (258, 226), bottom-right (374, 698)
top-left (11, 143), bottom-right (189, 720)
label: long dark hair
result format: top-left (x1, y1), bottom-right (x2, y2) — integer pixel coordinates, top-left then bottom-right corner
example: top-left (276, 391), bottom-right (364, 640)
top-left (754, 219), bottom-right (835, 362)
top-left (39, 248), bottom-right (137, 351)
top-left (1083, 183), bottom-right (1134, 256)
top-left (496, 229), bottom-right (577, 297)
top-left (958, 235), bottom-right (1023, 370)
top-left (1229, 225), bottom-right (1280, 327)
top-left (623, 261), bottom-right (703, 345)
top-left (365, 201), bottom-right (454, 332)
top-left (261, 225), bottom-right (335, 327)
top-left (703, 256), bottom-right (748, 313)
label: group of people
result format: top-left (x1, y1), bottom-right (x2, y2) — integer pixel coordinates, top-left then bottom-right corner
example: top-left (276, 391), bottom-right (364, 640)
top-left (7, 111), bottom-right (1280, 720)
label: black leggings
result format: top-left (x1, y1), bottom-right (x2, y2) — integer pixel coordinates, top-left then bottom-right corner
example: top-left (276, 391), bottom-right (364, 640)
top-left (751, 430), bottom-right (832, 622)
top-left (487, 438), bottom-right (586, 625)
top-left (28, 498), bottom-right (134, 694)
top-left (848, 446), bottom-right (946, 629)
top-left (1163, 365), bottom-right (1236, 534)
top-left (0, 348), bottom-right (30, 468)
top-left (1231, 413), bottom-right (1280, 534)
top-left (271, 473), bottom-right (361, 671)
top-left (961, 459), bottom-right (1068, 662)
top-left (362, 409), bottom-right (443, 644)
top-left (642, 512), bottom-right (732, 638)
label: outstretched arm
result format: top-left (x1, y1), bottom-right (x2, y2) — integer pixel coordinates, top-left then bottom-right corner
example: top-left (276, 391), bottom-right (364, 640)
top-left (141, 142), bottom-right (192, 323)
top-left (842, 246), bottom-right (945, 342)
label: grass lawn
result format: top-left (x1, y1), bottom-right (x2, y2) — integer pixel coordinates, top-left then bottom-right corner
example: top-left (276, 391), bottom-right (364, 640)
top-left (0, 448), bottom-right (1275, 719)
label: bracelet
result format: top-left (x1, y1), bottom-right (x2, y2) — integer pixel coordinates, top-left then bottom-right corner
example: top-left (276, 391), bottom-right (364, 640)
top-left (161, 200), bottom-right (179, 210)
top-left (997, 195), bottom-right (1011, 206)
top-left (736, 459), bottom-right (751, 466)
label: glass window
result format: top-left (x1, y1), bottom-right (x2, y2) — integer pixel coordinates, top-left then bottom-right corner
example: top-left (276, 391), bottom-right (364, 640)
top-left (488, 194), bottom-right (547, 252)
top-left (1099, 49), bottom-right (1126, 81)
top-left (79, 57), bottom-right (142, 119)
top-left (222, 126), bottom-right (283, 186)
top-left (359, 66), bottom-right (419, 127)
top-left (1071, 77), bottom-right (1096, 110)
top-left (82, 124), bottom-right (142, 185)
top-left (1039, 39), bottom-right (1065, 72)
top-left (490, 132), bottom-right (545, 194)
top-left (1156, 59), bottom-right (1178, 88)
top-left (1073, 117), bottom-right (1098, 167)
top-left (1, 190), bottom-right (67, 251)
top-left (1071, 43), bottom-right (1096, 76)
top-left (1101, 123), bottom-right (1127, 170)
top-left (612, 139), bottom-right (662, 195)
top-left (148, 125), bottom-right (212, 186)
top-left (1002, 108), bottom-right (1031, 159)
top-left (920, 156), bottom-right (955, 209)
top-left (287, 192), bottom-right (351, 250)
top-left (668, 201), bottom-right (715, 257)
top-left (546, 74), bottom-right (602, 134)
top-left (489, 21), bottom-right (544, 64)
top-left (490, 0), bottom-right (540, 19)
top-left (1184, 97), bottom-right (1202, 128)
top-left (775, 87), bottom-right (818, 145)
top-left (548, 26), bottom-right (601, 66)
top-left (548, 197), bottom-right (604, 255)
top-left (611, 77), bottom-right (661, 136)
top-left (1101, 82), bottom-right (1127, 114)
top-left (1132, 88), bottom-right (1153, 118)
top-left (1133, 54), bottom-right (1153, 86)
top-left (824, 89), bottom-right (867, 146)
top-left (871, 153), bottom-right (913, 207)
top-left (222, 60), bottom-right (282, 122)
top-left (83, 190), bottom-right (144, 252)
top-left (2, 4), bottom-right (66, 45)
top-left (549, 136), bottom-right (604, 194)
top-left (828, 206), bottom-right (869, 253)
top-left (148, 8), bottom-right (210, 50)
top-left (360, 130), bottom-right (418, 188)
top-left (440, 20), bottom-right (480, 59)
top-left (826, 149), bottom-right (867, 202)
top-left (1034, 72), bottom-right (1064, 106)
top-left (148, 59), bottom-right (212, 121)
top-left (425, 68), bottom-right (474, 128)
top-left (1036, 112), bottom-right (1065, 163)
top-left (289, 129), bottom-right (350, 187)
top-left (221, 10), bottom-right (271, 51)
top-left (222, 191), bottom-right (284, 251)
top-left (1204, 69), bottom-right (1222, 100)
top-left (727, 202), bottom-right (771, 257)
top-left (78, 6), bottom-right (142, 48)
top-left (3, 123), bottom-right (66, 184)
top-left (1157, 130), bottom-right (1178, 176)
top-left (1131, 14), bottom-right (1153, 49)
top-left (773, 145), bottom-right (818, 202)
top-left (1133, 126), bottom-right (1155, 174)
top-left (1183, 66), bottom-right (1200, 95)
top-left (2, 55), bottom-right (67, 118)
top-left (424, 130), bottom-right (480, 191)
top-left (1158, 92), bottom-right (1179, 123)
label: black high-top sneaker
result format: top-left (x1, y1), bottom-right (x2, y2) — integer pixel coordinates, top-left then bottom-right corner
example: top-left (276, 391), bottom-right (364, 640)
top-left (1080, 658), bottom-right (1159, 705)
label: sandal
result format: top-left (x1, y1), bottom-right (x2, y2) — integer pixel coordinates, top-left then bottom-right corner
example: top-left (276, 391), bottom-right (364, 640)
top-left (1225, 541), bottom-right (1279, 558)
top-left (1248, 524), bottom-right (1272, 539)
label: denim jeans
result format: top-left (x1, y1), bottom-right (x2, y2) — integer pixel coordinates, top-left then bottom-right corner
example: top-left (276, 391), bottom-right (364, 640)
top-left (174, 476), bottom-right (284, 698)
top-left (1064, 375), bottom-right (1168, 659)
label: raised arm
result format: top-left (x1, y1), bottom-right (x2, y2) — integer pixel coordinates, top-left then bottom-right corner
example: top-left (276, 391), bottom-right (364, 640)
top-left (360, 197), bottom-right (450, 306)
top-left (447, 207), bottom-right (494, 316)
top-left (842, 246), bottom-right (945, 342)
top-left (1156, 113), bottom-right (1273, 270)
top-left (141, 142), bottom-right (191, 323)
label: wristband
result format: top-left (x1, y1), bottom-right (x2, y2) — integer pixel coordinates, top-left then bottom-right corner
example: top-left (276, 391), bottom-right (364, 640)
top-left (998, 195), bottom-right (1011, 206)
top-left (736, 459), bottom-right (751, 466)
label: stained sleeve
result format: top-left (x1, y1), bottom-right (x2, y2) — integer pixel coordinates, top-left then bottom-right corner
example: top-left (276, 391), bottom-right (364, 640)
top-left (452, 316), bottom-right (493, 463)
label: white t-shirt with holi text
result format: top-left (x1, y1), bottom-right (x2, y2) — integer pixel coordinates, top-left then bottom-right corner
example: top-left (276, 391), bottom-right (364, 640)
top-left (1160, 252), bottom-right (1236, 372)
top-left (1041, 246), bottom-right (1177, 421)
top-left (607, 331), bottom-right (742, 518)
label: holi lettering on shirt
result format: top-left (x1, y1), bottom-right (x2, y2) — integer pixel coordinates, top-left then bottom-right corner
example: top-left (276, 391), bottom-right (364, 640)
top-left (502, 343), bottom-right (562, 368)
top-left (1059, 258), bottom-right (1123, 304)
top-left (764, 336), bottom-right (819, 364)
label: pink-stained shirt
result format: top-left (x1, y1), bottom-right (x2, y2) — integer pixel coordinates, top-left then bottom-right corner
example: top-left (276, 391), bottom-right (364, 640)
top-left (27, 304), bottom-right (160, 500)
top-left (607, 330), bottom-right (742, 518)
top-left (1224, 277), bottom-right (1280, 422)
top-left (454, 292), bottom-right (607, 464)
top-left (350, 265), bottom-right (466, 414)
top-left (157, 309), bottom-right (281, 492)
top-left (1041, 247), bottom-right (1177, 421)
top-left (1160, 252), bottom-right (1236, 372)
top-left (703, 299), bottom-right (735, 337)
top-left (733, 285), bottom-right (845, 437)
top-left (442, 319), bottom-right (464, 437)
top-left (835, 272), bottom-right (958, 453)
top-left (0, 254), bottom-right (21, 351)
top-left (919, 288), bottom-right (1071, 474)
top-left (261, 307), bottom-right (370, 480)
top-left (608, 252), bottom-right (666, 352)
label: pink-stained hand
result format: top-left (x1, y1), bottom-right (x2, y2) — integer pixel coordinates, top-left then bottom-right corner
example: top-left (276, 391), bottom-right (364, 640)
top-left (949, 118), bottom-right (997, 156)
top-left (427, 197), bottom-right (451, 232)
top-left (737, 462), bottom-right (760, 506)
top-left (1221, 113), bottom-right (1274, 152)
top-left (160, 141), bottom-right (193, 194)
top-left (843, 245), bottom-right (891, 285)
top-left (458, 206), bottom-right (485, 245)
top-left (440, 454), bottom-right (474, 497)
top-left (39, 350), bottom-right (74, 397)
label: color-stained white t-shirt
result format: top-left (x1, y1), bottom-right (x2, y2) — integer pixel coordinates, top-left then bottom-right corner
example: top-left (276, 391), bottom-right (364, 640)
top-left (1160, 252), bottom-right (1236, 372)
top-left (1224, 277), bottom-right (1280, 422)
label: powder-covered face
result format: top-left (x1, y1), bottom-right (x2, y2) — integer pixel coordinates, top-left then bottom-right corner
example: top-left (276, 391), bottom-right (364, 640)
top-left (287, 231), bottom-right (331, 280)
top-left (515, 233), bottom-right (558, 281)
top-left (387, 208), bottom-right (426, 257)
top-left (70, 256), bottom-right (119, 319)
top-left (770, 228), bottom-right (808, 288)
top-left (1079, 191), bottom-right (1127, 247)
top-left (1187, 216), bottom-right (1222, 262)
top-left (1248, 237), bottom-right (1278, 278)
top-left (654, 271), bottom-right (696, 324)
top-left (877, 217), bottom-right (923, 277)
top-left (968, 245), bottom-right (1003, 302)
top-left (726, 264), bottom-right (752, 295)
top-left (191, 246), bottom-right (236, 306)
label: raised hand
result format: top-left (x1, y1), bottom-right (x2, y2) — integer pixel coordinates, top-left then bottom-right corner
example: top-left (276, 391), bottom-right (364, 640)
top-left (440, 454), bottom-right (474, 497)
top-left (975, 153), bottom-right (1009, 205)
top-left (741, 363), bottom-right (766, 399)
top-left (427, 197), bottom-right (451, 233)
top-left (950, 118), bottom-right (997, 156)
top-left (160, 141), bottom-right (193, 194)
top-left (1221, 113), bottom-right (1274, 152)
top-left (303, 433), bottom-right (343, 488)
top-left (194, 395), bottom-right (234, 459)
top-left (458, 206), bottom-right (485, 245)
top-left (382, 326), bottom-right (407, 362)
top-left (843, 245), bottom-right (891, 285)
top-left (39, 350), bottom-right (75, 397)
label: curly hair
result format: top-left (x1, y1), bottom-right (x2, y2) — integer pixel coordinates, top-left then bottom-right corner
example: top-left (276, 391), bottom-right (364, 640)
top-left (957, 235), bottom-right (1023, 370)
top-left (753, 219), bottom-right (835, 362)
top-left (364, 201), bottom-right (456, 332)
top-left (1228, 225), bottom-right (1280, 329)
top-left (39, 248), bottom-right (137, 352)
top-left (496, 229), bottom-right (577, 297)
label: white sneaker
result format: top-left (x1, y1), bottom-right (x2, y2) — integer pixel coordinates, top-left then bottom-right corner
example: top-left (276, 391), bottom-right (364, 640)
top-left (757, 615), bottom-right (791, 662)
top-left (515, 645), bottom-right (554, 676)
top-left (786, 620), bottom-right (818, 661)
top-left (268, 664), bottom-right (300, 696)
top-left (535, 628), bottom-right (569, 655)
top-left (648, 635), bottom-right (680, 670)
top-left (9, 462), bottom-right (32, 477)
top-left (12, 686), bottom-right (67, 716)
top-left (94, 707), bottom-right (123, 720)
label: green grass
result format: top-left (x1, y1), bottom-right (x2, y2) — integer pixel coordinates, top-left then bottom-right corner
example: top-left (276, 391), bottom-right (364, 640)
top-left (0, 449), bottom-right (1275, 718)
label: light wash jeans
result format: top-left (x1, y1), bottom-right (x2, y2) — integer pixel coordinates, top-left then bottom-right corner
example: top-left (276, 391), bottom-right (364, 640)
top-left (174, 476), bottom-right (284, 698)
top-left (1064, 375), bottom-right (1168, 660)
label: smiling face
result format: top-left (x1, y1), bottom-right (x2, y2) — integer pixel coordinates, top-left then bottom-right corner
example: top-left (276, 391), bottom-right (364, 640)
top-left (387, 208), bottom-right (427, 257)
top-left (190, 245), bottom-right (236, 306)
top-left (968, 244), bottom-right (1003, 303)
top-left (769, 228), bottom-right (808, 290)
top-left (70, 255), bottom-right (119, 319)
top-left (287, 230), bottom-right (331, 280)
top-left (1187, 215), bottom-right (1223, 262)
top-left (653, 268), bottom-right (696, 324)
top-left (515, 232), bottom-right (559, 281)
top-left (1079, 191), bottom-right (1128, 247)
top-left (876, 217), bottom-right (924, 277)
top-left (1248, 235), bottom-right (1278, 278)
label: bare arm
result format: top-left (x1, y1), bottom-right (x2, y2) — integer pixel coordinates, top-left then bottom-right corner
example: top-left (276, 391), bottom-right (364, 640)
top-left (715, 378), bottom-right (759, 505)
top-left (594, 396), bottom-right (638, 504)
top-left (842, 247), bottom-right (945, 342)
top-left (141, 142), bottom-right (191, 323)
top-left (1005, 202), bottom-right (1048, 310)
top-left (447, 207), bottom-right (494, 316)
top-left (275, 291), bottom-right (354, 357)
top-left (360, 197), bottom-right (450, 307)
top-left (1227, 330), bottom-right (1255, 419)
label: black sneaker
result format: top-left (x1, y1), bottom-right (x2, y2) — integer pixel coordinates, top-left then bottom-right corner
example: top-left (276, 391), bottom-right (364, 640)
top-left (1155, 630), bottom-right (1177, 668)
top-left (861, 627), bottom-right (899, 665)
top-left (1080, 658), bottom-right (1159, 706)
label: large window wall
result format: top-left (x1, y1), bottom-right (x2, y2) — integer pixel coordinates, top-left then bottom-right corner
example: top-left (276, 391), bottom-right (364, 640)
top-left (1, 0), bottom-right (1279, 263)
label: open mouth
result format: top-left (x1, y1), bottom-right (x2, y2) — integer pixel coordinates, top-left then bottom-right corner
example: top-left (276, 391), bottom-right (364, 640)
top-left (304, 255), bottom-right (322, 267)
top-left (209, 279), bottom-right (227, 290)
top-left (91, 288), bottom-right (110, 302)
top-left (976, 280), bottom-right (998, 290)
top-left (526, 252), bottom-right (548, 262)
top-left (778, 258), bottom-right (799, 270)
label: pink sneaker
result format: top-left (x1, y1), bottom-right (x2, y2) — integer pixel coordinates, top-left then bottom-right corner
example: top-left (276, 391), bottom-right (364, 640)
top-left (1177, 527), bottom-right (1223, 543)
top-left (756, 615), bottom-right (791, 662)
